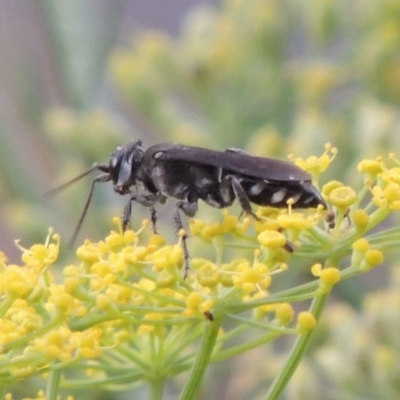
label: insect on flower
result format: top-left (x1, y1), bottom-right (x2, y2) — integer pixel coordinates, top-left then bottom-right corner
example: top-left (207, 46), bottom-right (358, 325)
top-left (47, 141), bottom-right (326, 277)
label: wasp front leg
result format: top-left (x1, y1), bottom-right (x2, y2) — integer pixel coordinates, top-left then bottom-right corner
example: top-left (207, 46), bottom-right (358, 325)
top-left (122, 192), bottom-right (164, 233)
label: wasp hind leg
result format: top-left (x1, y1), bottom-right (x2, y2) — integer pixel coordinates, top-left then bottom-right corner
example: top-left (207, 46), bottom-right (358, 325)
top-left (224, 175), bottom-right (260, 221)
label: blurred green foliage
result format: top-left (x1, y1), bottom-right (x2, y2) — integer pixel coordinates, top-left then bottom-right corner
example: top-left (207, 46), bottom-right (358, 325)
top-left (2, 0), bottom-right (400, 398)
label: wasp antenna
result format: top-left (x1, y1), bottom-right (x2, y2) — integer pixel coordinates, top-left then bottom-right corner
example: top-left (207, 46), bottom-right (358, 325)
top-left (68, 173), bottom-right (111, 248)
top-left (45, 163), bottom-right (103, 198)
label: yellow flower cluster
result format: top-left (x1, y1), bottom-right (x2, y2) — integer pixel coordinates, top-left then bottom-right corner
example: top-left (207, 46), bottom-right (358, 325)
top-left (3, 149), bottom-right (400, 396)
top-left (0, 201), bottom-right (326, 387)
top-left (293, 143), bottom-right (337, 180)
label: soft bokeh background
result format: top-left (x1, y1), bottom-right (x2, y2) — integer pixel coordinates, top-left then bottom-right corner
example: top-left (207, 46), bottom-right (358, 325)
top-left (2, 1), bottom-right (400, 399)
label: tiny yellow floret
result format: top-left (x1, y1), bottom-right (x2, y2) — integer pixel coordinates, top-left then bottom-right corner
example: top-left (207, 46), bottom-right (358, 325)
top-left (197, 263), bottom-right (221, 287)
top-left (96, 294), bottom-right (111, 310)
top-left (352, 209), bottom-right (369, 227)
top-left (148, 234), bottom-right (166, 247)
top-left (275, 303), bottom-right (294, 326)
top-left (320, 268), bottom-right (341, 285)
top-left (189, 219), bottom-right (206, 236)
top-left (352, 238), bottom-right (370, 252)
top-left (365, 249), bottom-right (384, 266)
top-left (311, 263), bottom-right (323, 276)
top-left (357, 159), bottom-right (383, 177)
top-left (257, 230), bottom-right (287, 248)
top-left (221, 212), bottom-right (238, 233)
top-left (186, 292), bottom-right (204, 309)
top-left (322, 180), bottom-right (343, 197)
top-left (383, 183), bottom-right (400, 202)
top-left (76, 242), bottom-right (101, 264)
top-left (277, 213), bottom-right (312, 234)
top-left (297, 312), bottom-right (317, 333)
top-left (383, 167), bottom-right (400, 185)
top-left (328, 186), bottom-right (357, 209)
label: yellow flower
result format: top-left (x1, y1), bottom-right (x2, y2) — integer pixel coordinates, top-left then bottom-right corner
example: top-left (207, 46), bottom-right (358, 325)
top-left (328, 186), bottom-right (358, 210)
top-left (352, 209), bottom-right (370, 233)
top-left (293, 143), bottom-right (336, 178)
top-left (257, 230), bottom-right (287, 249)
top-left (297, 312), bottom-right (317, 333)
top-left (17, 229), bottom-right (60, 271)
top-left (361, 250), bottom-right (384, 271)
top-left (357, 159), bottom-right (384, 180)
top-left (275, 303), bottom-right (295, 326)
top-left (372, 183), bottom-right (400, 209)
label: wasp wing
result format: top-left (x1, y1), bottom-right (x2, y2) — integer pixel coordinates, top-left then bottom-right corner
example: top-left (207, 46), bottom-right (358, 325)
top-left (146, 143), bottom-right (311, 182)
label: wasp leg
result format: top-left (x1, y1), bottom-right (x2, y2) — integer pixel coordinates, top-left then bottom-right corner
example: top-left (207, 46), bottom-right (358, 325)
top-left (149, 207), bottom-right (158, 234)
top-left (122, 197), bottom-right (133, 232)
top-left (174, 201), bottom-right (198, 279)
top-left (225, 175), bottom-right (260, 220)
top-left (122, 193), bottom-right (161, 233)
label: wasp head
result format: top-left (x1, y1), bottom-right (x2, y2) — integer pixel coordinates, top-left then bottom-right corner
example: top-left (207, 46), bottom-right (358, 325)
top-left (109, 140), bottom-right (145, 194)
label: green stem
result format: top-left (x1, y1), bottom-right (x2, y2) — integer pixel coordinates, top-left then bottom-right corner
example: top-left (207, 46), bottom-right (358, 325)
top-left (179, 317), bottom-right (222, 400)
top-left (46, 367), bottom-right (62, 400)
top-left (149, 379), bottom-right (165, 400)
top-left (264, 292), bottom-right (329, 400)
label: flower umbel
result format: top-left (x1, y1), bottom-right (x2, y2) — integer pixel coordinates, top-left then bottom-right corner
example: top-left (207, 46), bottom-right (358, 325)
top-left (2, 151), bottom-right (400, 399)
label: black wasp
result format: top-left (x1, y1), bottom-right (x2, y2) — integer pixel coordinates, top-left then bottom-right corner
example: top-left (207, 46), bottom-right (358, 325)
top-left (48, 141), bottom-right (326, 277)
